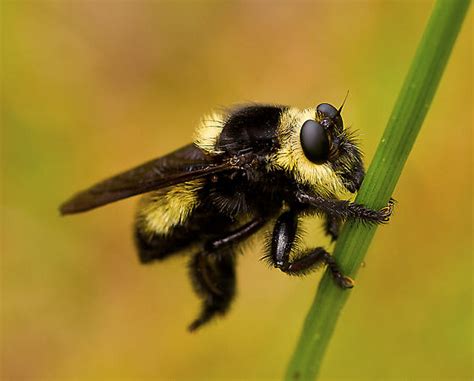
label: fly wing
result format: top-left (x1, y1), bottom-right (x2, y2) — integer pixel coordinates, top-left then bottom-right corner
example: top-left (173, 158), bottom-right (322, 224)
top-left (60, 144), bottom-right (235, 215)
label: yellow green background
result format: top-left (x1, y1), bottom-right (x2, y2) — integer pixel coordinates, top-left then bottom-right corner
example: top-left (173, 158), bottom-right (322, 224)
top-left (2, 1), bottom-right (472, 380)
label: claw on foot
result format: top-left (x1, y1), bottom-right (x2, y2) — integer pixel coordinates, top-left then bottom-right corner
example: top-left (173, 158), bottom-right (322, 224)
top-left (334, 274), bottom-right (355, 289)
top-left (340, 276), bottom-right (355, 289)
top-left (380, 198), bottom-right (395, 222)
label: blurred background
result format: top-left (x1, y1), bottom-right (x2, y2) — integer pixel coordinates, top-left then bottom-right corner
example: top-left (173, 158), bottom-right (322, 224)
top-left (1, 1), bottom-right (472, 380)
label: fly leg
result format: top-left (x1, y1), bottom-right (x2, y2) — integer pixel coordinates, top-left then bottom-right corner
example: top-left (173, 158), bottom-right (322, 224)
top-left (269, 210), bottom-right (354, 289)
top-left (297, 193), bottom-right (395, 224)
top-left (324, 215), bottom-right (342, 242)
top-left (188, 248), bottom-right (236, 332)
top-left (188, 217), bottom-right (266, 332)
top-left (204, 217), bottom-right (266, 253)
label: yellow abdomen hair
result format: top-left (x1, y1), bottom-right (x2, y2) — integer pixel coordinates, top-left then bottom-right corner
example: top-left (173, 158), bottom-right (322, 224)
top-left (137, 179), bottom-right (204, 237)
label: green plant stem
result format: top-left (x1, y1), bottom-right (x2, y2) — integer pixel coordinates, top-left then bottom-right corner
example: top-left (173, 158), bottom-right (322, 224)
top-left (284, 0), bottom-right (470, 380)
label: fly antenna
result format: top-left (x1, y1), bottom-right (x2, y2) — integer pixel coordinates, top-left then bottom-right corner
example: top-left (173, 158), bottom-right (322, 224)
top-left (336, 90), bottom-right (349, 116)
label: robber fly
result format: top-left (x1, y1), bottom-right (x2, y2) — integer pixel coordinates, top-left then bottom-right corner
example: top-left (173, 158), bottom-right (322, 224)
top-left (60, 102), bottom-right (393, 331)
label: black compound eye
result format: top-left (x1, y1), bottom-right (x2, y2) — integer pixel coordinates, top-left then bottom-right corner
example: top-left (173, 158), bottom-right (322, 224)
top-left (316, 103), bottom-right (343, 131)
top-left (316, 103), bottom-right (338, 118)
top-left (300, 120), bottom-right (330, 164)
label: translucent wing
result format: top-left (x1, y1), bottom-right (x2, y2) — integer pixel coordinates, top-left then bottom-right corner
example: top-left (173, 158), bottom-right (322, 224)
top-left (60, 144), bottom-right (236, 215)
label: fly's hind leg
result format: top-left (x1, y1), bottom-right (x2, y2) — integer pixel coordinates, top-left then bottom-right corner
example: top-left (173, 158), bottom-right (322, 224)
top-left (187, 217), bottom-right (266, 331)
top-left (270, 210), bottom-right (354, 289)
top-left (204, 217), bottom-right (266, 252)
top-left (188, 249), bottom-right (236, 332)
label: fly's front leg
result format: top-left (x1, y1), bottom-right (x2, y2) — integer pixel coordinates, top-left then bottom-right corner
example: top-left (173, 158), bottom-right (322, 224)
top-left (324, 215), bottom-right (342, 242)
top-left (269, 210), bottom-right (354, 289)
top-left (297, 193), bottom-right (395, 224)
